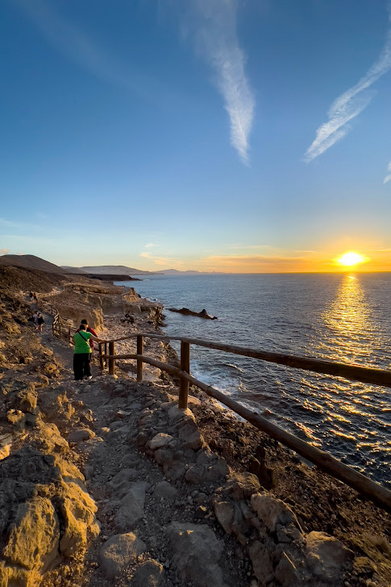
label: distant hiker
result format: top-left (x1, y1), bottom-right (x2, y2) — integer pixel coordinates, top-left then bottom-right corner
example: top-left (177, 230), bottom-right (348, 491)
top-left (73, 323), bottom-right (103, 381)
top-left (32, 311), bottom-right (39, 330)
top-left (77, 319), bottom-right (98, 350)
top-left (37, 313), bottom-right (45, 333)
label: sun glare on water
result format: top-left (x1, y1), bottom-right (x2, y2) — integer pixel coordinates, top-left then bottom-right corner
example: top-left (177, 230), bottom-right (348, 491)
top-left (336, 251), bottom-right (368, 268)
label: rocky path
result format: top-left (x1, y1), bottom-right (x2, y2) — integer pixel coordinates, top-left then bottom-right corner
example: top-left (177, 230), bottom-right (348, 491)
top-left (35, 369), bottom-right (252, 586)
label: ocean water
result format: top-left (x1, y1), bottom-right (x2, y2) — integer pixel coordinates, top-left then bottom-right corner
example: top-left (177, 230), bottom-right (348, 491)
top-left (121, 273), bottom-right (391, 486)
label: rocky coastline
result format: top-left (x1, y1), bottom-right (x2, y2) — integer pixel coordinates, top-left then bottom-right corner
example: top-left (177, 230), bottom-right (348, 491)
top-left (0, 265), bottom-right (390, 586)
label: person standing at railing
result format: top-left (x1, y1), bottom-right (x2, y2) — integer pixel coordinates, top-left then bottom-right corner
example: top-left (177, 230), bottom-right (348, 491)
top-left (73, 323), bottom-right (104, 381)
top-left (77, 319), bottom-right (97, 349)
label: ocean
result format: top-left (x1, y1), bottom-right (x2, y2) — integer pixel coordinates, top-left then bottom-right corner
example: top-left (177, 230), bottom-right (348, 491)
top-left (120, 273), bottom-right (391, 487)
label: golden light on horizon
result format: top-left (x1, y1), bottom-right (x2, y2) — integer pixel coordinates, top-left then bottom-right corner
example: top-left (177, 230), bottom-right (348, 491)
top-left (335, 251), bottom-right (369, 268)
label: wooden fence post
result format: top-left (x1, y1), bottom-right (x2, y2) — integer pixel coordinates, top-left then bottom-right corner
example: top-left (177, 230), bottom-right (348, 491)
top-left (98, 343), bottom-right (104, 372)
top-left (108, 341), bottom-right (115, 375)
top-left (137, 335), bottom-right (143, 382)
top-left (104, 342), bottom-right (108, 370)
top-left (179, 341), bottom-right (190, 409)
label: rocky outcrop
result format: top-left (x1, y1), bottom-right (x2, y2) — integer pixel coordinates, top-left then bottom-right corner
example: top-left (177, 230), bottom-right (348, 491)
top-left (0, 447), bottom-right (99, 586)
top-left (168, 307), bottom-right (217, 319)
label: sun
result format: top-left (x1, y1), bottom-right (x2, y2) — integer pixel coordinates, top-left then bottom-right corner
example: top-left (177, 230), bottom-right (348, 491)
top-left (335, 251), bottom-right (369, 268)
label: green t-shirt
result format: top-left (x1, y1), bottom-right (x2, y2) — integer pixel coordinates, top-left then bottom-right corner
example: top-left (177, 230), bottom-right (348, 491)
top-left (73, 331), bottom-right (93, 354)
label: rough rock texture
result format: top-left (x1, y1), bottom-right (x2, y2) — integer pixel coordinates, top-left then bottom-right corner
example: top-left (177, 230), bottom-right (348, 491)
top-left (131, 559), bottom-right (164, 586)
top-left (115, 482), bottom-right (148, 530)
top-left (0, 448), bottom-right (99, 586)
top-left (99, 532), bottom-right (146, 578)
top-left (166, 522), bottom-right (224, 586)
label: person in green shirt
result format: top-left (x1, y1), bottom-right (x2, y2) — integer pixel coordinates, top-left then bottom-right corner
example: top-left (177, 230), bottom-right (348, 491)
top-left (73, 323), bottom-right (103, 380)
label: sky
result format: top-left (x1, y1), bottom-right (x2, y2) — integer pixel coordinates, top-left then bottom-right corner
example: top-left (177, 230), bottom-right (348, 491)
top-left (1, 0), bottom-right (391, 273)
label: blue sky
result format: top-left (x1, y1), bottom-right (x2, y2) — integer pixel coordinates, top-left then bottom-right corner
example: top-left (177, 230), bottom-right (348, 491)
top-left (1, 0), bottom-right (390, 272)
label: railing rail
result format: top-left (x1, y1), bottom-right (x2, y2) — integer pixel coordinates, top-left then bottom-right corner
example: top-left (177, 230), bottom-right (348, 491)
top-left (98, 333), bottom-right (391, 511)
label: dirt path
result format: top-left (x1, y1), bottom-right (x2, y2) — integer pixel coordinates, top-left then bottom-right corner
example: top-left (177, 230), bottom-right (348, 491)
top-left (38, 352), bottom-right (252, 585)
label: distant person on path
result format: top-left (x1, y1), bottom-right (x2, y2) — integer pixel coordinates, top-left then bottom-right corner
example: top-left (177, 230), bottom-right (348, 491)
top-left (73, 323), bottom-right (103, 381)
top-left (32, 311), bottom-right (39, 330)
top-left (37, 312), bottom-right (45, 333)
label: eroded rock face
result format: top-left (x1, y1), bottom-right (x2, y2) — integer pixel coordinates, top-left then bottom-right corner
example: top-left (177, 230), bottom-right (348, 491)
top-left (0, 447), bottom-right (99, 586)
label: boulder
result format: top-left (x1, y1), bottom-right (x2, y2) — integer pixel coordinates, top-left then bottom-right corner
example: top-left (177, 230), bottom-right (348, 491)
top-left (131, 559), bottom-right (164, 586)
top-left (166, 522), bottom-right (224, 586)
top-left (178, 420), bottom-right (204, 450)
top-left (251, 493), bottom-right (299, 532)
top-left (99, 532), bottom-right (146, 579)
top-left (224, 472), bottom-right (261, 500)
top-left (214, 500), bottom-right (235, 534)
top-left (148, 433), bottom-right (175, 450)
top-left (185, 457), bottom-right (228, 485)
top-left (109, 468), bottom-right (139, 499)
top-left (305, 531), bottom-right (353, 583)
top-left (248, 540), bottom-right (274, 585)
top-left (153, 480), bottom-right (178, 500)
top-left (68, 428), bottom-right (95, 442)
top-left (115, 482), bottom-right (147, 530)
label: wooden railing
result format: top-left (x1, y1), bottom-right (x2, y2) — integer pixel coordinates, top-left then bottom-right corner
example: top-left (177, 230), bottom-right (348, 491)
top-left (98, 333), bottom-right (391, 511)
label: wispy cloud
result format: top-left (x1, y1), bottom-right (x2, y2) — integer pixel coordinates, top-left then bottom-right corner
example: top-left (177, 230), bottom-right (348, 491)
top-left (383, 161), bottom-right (391, 183)
top-left (140, 251), bottom-right (183, 268)
top-left (144, 243), bottom-right (159, 249)
top-left (0, 217), bottom-right (41, 231)
top-left (180, 0), bottom-right (255, 164)
top-left (226, 243), bottom-right (273, 250)
top-left (14, 0), bottom-right (173, 104)
top-left (304, 4), bottom-right (391, 162)
top-left (0, 249), bottom-right (10, 255)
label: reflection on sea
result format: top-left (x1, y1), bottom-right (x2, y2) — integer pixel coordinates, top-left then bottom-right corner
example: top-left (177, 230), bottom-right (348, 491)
top-left (290, 274), bottom-right (390, 485)
top-left (321, 274), bottom-right (374, 363)
top-left (129, 273), bottom-right (391, 486)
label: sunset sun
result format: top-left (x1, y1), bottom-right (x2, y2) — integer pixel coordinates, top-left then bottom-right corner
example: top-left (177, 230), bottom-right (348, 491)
top-left (336, 251), bottom-right (368, 268)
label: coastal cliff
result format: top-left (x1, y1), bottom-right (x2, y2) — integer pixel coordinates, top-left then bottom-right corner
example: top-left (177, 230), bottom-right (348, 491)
top-left (0, 266), bottom-right (390, 586)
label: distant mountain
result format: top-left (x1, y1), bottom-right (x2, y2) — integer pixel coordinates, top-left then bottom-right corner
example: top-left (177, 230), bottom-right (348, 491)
top-left (76, 265), bottom-right (152, 276)
top-left (158, 269), bottom-right (223, 275)
top-left (62, 266), bottom-right (87, 274)
top-left (158, 269), bottom-right (201, 275)
top-left (0, 254), bottom-right (65, 274)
